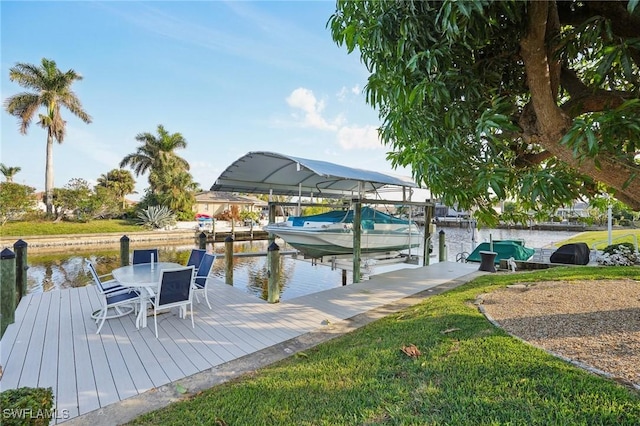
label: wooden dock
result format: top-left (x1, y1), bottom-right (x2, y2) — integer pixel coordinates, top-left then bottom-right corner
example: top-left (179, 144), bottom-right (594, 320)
top-left (0, 261), bottom-right (480, 424)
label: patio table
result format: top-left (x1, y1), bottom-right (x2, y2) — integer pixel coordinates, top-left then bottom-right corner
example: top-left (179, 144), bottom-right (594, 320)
top-left (112, 262), bottom-right (182, 328)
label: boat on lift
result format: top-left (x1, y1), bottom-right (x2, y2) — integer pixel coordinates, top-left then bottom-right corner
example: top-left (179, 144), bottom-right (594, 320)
top-left (263, 206), bottom-right (422, 259)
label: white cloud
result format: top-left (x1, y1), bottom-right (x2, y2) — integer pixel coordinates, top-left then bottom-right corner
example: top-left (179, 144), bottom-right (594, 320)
top-left (286, 88), bottom-right (337, 131)
top-left (336, 84), bottom-right (362, 102)
top-left (337, 125), bottom-right (383, 150)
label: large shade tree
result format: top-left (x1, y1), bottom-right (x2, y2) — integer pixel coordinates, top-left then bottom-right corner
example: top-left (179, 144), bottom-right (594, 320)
top-left (4, 58), bottom-right (92, 216)
top-left (330, 1), bottom-right (640, 224)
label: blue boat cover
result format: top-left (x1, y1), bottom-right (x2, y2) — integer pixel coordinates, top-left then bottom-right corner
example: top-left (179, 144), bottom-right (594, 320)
top-left (288, 207), bottom-right (411, 226)
top-left (466, 240), bottom-right (535, 264)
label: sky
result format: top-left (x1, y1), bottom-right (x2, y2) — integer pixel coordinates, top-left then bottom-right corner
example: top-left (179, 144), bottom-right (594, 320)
top-left (1, 1), bottom-right (428, 202)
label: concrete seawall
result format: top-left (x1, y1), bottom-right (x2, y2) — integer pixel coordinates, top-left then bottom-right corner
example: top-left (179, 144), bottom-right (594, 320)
top-left (0, 228), bottom-right (269, 251)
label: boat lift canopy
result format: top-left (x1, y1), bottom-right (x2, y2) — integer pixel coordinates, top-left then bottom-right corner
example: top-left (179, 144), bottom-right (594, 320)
top-left (210, 151), bottom-right (417, 198)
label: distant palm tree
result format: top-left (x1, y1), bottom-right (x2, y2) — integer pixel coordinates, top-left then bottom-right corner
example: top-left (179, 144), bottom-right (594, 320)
top-left (0, 163), bottom-right (21, 182)
top-left (4, 58), bottom-right (92, 215)
top-left (96, 168), bottom-right (136, 209)
top-left (119, 124), bottom-right (189, 194)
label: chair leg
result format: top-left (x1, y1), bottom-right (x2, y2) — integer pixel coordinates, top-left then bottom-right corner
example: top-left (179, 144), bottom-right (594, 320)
top-left (154, 310), bottom-right (159, 338)
top-left (190, 302), bottom-right (194, 328)
top-left (96, 306), bottom-right (107, 334)
top-left (204, 288), bottom-right (212, 309)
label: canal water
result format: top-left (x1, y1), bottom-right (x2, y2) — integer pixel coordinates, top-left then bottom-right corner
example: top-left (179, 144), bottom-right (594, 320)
top-left (16, 227), bottom-right (583, 301)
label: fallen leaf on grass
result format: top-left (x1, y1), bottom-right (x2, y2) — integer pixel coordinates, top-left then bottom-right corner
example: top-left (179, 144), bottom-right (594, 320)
top-left (401, 344), bottom-right (421, 358)
top-left (441, 328), bottom-right (461, 334)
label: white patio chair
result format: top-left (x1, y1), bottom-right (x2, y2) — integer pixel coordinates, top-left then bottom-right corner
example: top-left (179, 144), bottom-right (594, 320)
top-left (86, 259), bottom-right (141, 334)
top-left (148, 266), bottom-right (195, 338)
top-left (193, 253), bottom-right (216, 309)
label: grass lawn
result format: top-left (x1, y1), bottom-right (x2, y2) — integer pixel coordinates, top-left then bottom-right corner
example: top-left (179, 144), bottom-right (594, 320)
top-left (558, 229), bottom-right (640, 249)
top-left (128, 266), bottom-right (640, 426)
top-left (0, 219), bottom-right (143, 236)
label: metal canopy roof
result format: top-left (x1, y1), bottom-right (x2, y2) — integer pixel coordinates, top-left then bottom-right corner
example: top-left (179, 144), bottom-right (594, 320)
top-left (210, 151), bottom-right (417, 198)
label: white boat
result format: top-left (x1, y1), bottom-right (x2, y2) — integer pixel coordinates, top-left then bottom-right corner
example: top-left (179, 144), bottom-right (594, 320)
top-left (263, 207), bottom-right (422, 258)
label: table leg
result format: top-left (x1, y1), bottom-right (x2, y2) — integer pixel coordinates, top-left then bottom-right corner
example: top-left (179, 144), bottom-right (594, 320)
top-left (137, 299), bottom-right (147, 329)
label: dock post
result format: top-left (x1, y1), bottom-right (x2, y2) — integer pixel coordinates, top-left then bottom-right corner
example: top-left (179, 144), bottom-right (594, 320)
top-left (439, 230), bottom-right (446, 262)
top-left (267, 241), bottom-right (280, 303)
top-left (1, 248), bottom-right (17, 338)
top-left (225, 235), bottom-right (234, 285)
top-left (120, 235), bottom-right (130, 266)
top-left (423, 203), bottom-right (434, 266)
top-left (198, 232), bottom-right (207, 250)
top-left (352, 198), bottom-right (362, 283)
top-left (13, 239), bottom-right (28, 304)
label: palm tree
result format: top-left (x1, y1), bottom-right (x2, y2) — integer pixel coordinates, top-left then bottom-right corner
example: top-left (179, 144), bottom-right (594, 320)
top-left (0, 163), bottom-right (21, 182)
top-left (4, 58), bottom-right (92, 215)
top-left (96, 169), bottom-right (136, 209)
top-left (119, 124), bottom-right (189, 194)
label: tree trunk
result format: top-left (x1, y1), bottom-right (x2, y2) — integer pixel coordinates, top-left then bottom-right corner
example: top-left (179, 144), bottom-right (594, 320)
top-left (520, 1), bottom-right (640, 210)
top-left (45, 134), bottom-right (54, 216)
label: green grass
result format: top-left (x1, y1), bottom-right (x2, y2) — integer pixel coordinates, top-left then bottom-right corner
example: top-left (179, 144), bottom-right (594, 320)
top-left (128, 267), bottom-right (640, 426)
top-left (557, 229), bottom-right (640, 249)
top-left (0, 219), bottom-right (143, 236)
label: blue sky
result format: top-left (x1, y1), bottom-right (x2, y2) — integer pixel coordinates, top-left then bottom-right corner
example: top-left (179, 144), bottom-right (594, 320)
top-left (1, 1), bottom-right (422, 201)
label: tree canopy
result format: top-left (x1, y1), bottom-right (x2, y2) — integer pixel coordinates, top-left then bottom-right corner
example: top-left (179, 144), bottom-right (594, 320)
top-left (97, 168), bottom-right (136, 209)
top-left (330, 0), bottom-right (640, 224)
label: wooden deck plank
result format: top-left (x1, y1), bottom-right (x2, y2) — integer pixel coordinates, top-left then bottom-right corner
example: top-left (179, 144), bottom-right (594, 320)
top-left (79, 287), bottom-right (121, 408)
top-left (99, 327), bottom-right (138, 401)
top-left (1, 292), bottom-right (42, 390)
top-left (185, 311), bottom-right (252, 360)
top-left (38, 290), bottom-right (60, 391)
top-left (108, 317), bottom-right (155, 395)
top-left (140, 313), bottom-right (202, 379)
top-left (0, 293), bottom-right (34, 368)
top-left (162, 313), bottom-right (228, 367)
top-left (153, 310), bottom-right (212, 372)
top-left (56, 288), bottom-right (80, 419)
top-left (69, 288), bottom-right (101, 415)
top-left (17, 292), bottom-right (51, 387)
top-left (182, 299), bottom-right (259, 364)
top-left (120, 325), bottom-right (172, 389)
top-left (133, 325), bottom-right (188, 383)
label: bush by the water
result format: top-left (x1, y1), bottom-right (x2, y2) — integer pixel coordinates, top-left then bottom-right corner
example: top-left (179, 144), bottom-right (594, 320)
top-left (0, 387), bottom-right (54, 426)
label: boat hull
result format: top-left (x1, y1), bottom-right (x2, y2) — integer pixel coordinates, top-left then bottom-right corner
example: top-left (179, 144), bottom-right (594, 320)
top-left (263, 225), bottom-right (421, 258)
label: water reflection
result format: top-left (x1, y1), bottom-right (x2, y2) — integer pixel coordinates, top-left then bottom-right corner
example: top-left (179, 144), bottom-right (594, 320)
top-left (25, 240), bottom-right (349, 301)
top-left (22, 227), bottom-right (580, 301)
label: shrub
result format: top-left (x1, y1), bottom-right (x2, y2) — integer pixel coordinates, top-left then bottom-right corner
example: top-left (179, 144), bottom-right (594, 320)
top-left (0, 387), bottom-right (55, 426)
top-left (136, 205), bottom-right (177, 230)
top-left (597, 243), bottom-right (638, 266)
